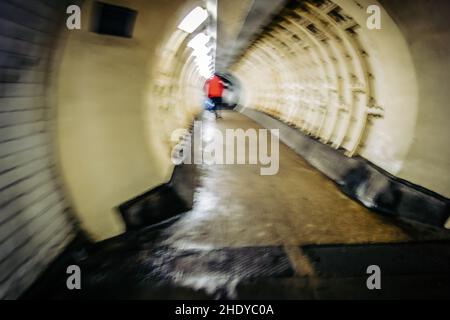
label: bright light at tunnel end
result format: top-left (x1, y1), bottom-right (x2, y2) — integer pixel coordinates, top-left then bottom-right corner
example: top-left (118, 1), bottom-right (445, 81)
top-left (177, 7), bottom-right (208, 33)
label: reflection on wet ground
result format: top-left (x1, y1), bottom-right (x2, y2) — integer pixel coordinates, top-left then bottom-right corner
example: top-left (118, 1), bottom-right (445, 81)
top-left (24, 111), bottom-right (450, 299)
top-left (162, 112), bottom-right (449, 248)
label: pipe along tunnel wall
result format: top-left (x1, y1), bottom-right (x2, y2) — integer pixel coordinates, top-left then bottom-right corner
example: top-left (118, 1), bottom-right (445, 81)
top-left (0, 0), bottom-right (449, 298)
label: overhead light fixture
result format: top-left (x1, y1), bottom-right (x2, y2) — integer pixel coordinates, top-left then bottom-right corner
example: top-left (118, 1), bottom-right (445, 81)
top-left (188, 33), bottom-right (210, 50)
top-left (187, 32), bottom-right (213, 78)
top-left (178, 7), bottom-right (208, 33)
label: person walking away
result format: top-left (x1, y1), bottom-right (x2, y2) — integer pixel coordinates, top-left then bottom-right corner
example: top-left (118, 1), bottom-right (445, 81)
top-left (204, 74), bottom-right (224, 119)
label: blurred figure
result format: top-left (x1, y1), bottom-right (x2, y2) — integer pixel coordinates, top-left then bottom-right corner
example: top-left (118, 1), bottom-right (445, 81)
top-left (204, 74), bottom-right (224, 119)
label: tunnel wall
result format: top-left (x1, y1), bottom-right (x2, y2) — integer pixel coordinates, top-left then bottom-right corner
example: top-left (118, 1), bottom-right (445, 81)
top-left (378, 0), bottom-right (450, 200)
top-left (233, 0), bottom-right (450, 198)
top-left (0, 0), bottom-right (76, 299)
top-left (239, 106), bottom-right (450, 228)
top-left (56, 0), bottom-right (203, 241)
top-left (0, 0), bottom-right (205, 297)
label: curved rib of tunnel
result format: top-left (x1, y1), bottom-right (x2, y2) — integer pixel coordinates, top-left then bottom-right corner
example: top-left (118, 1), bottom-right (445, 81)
top-left (1, 0), bottom-right (450, 299)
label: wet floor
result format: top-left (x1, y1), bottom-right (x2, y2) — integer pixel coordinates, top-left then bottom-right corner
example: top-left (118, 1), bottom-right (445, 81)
top-left (163, 111), bottom-right (446, 249)
top-left (23, 110), bottom-right (450, 300)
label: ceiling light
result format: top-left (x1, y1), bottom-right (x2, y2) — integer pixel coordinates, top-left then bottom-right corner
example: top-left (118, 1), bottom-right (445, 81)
top-left (178, 7), bottom-right (208, 33)
top-left (188, 33), bottom-right (210, 49)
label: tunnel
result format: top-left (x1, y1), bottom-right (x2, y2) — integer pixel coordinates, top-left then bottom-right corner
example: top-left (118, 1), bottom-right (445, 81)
top-left (1, 0), bottom-right (450, 301)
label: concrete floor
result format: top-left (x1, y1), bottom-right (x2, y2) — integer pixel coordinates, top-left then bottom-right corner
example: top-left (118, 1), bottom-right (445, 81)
top-left (163, 111), bottom-right (445, 251)
top-left (24, 110), bottom-right (450, 299)
top-left (156, 110), bottom-right (450, 292)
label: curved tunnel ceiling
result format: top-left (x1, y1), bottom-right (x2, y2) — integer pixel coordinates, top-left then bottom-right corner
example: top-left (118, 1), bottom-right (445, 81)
top-left (233, 0), bottom-right (390, 158)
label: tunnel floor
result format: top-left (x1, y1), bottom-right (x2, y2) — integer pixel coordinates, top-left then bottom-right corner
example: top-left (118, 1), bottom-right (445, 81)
top-left (24, 111), bottom-right (450, 300)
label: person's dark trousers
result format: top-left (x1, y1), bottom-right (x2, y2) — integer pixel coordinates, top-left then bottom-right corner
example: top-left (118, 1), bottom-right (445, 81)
top-left (210, 97), bottom-right (222, 119)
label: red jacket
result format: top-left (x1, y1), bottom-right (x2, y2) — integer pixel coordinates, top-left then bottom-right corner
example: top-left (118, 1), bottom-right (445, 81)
top-left (205, 75), bottom-right (224, 98)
